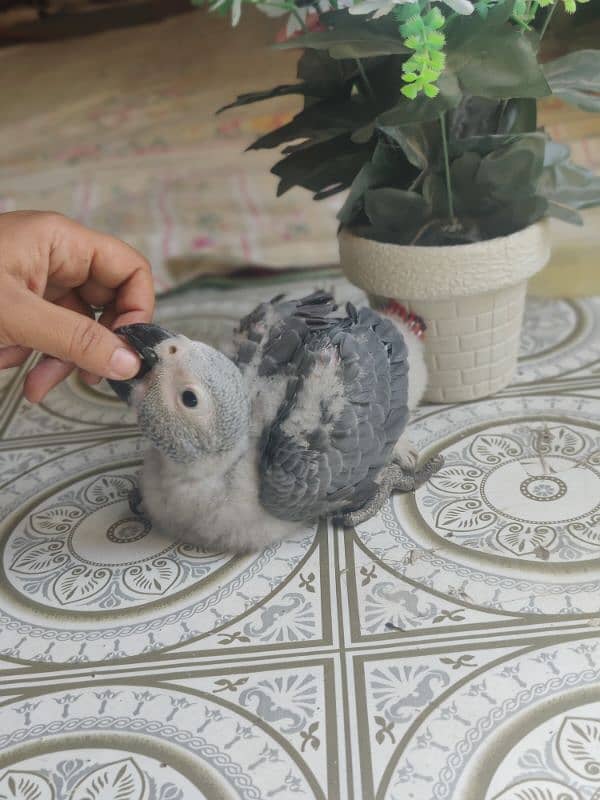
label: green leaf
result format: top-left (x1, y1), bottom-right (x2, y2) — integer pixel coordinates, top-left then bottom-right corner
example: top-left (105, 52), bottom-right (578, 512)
top-left (338, 139), bottom-right (416, 225)
top-left (351, 122), bottom-right (376, 144)
top-left (402, 84), bottom-right (420, 99)
top-left (544, 49), bottom-right (600, 112)
top-left (539, 143), bottom-right (600, 210)
top-left (378, 123), bottom-right (436, 170)
top-left (422, 172), bottom-right (452, 217)
top-left (498, 98), bottom-right (537, 133)
top-left (377, 71), bottom-right (461, 126)
top-left (296, 49), bottom-right (360, 95)
top-left (271, 135), bottom-right (372, 198)
top-left (476, 134), bottom-right (546, 198)
top-left (443, 134), bottom-right (549, 237)
top-left (479, 194), bottom-right (549, 238)
top-left (447, 154), bottom-right (490, 219)
top-left (547, 201), bottom-right (584, 225)
top-left (449, 133), bottom-right (516, 158)
top-left (363, 187), bottom-right (429, 237)
top-left (248, 96), bottom-right (375, 151)
top-left (218, 84), bottom-right (318, 113)
top-left (447, 96), bottom-right (536, 141)
top-left (277, 11), bottom-right (408, 58)
top-left (219, 51), bottom-right (361, 115)
top-left (338, 163), bottom-right (376, 226)
top-left (444, 1), bottom-right (550, 99)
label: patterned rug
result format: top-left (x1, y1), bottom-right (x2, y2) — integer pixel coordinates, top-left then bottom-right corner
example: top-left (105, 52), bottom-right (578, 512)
top-left (1, 276), bottom-right (600, 799)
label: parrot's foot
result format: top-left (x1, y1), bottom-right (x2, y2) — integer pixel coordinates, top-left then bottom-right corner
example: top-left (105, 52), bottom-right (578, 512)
top-left (393, 436), bottom-right (418, 472)
top-left (339, 453), bottom-right (444, 528)
top-left (411, 452), bottom-right (445, 489)
top-left (339, 483), bottom-right (393, 527)
top-left (128, 487), bottom-right (147, 518)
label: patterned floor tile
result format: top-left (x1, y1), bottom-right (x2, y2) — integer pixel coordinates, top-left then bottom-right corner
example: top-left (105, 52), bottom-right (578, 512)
top-left (352, 636), bottom-right (600, 799)
top-left (515, 297), bottom-right (600, 386)
top-left (1, 285), bottom-right (600, 799)
top-left (0, 658), bottom-right (339, 800)
top-left (0, 436), bottom-right (320, 665)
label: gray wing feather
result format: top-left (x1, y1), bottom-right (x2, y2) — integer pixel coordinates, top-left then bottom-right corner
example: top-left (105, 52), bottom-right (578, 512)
top-left (235, 292), bottom-right (410, 522)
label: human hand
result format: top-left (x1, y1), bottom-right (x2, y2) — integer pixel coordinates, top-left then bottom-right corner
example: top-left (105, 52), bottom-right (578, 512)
top-left (0, 210), bottom-right (154, 403)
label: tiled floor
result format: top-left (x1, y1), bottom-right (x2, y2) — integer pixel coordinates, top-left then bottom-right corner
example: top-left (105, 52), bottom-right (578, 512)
top-left (1, 280), bottom-right (600, 799)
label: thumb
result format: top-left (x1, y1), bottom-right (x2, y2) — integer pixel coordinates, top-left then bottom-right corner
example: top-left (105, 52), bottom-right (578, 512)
top-left (4, 291), bottom-right (141, 379)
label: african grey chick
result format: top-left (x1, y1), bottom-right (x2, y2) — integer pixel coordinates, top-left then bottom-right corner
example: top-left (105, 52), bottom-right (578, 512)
top-left (109, 291), bottom-right (442, 553)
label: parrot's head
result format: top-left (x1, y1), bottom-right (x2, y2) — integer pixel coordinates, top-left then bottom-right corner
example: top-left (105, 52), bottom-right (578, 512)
top-left (108, 323), bottom-right (250, 463)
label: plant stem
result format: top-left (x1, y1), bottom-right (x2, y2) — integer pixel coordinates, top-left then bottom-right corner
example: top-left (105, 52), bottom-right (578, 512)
top-left (539, 0), bottom-right (557, 40)
top-left (355, 58), bottom-right (376, 102)
top-left (439, 111), bottom-right (455, 221)
top-left (410, 218), bottom-right (439, 245)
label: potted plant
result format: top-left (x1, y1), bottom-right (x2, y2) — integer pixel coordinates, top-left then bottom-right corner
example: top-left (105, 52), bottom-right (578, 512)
top-left (198, 0), bottom-right (600, 402)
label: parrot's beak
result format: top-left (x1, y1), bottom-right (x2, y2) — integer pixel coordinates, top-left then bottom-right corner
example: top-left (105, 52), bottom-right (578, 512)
top-left (108, 323), bottom-right (174, 402)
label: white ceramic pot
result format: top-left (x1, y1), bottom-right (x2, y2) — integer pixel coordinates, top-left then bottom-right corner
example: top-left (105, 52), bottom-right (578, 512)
top-left (339, 222), bottom-right (551, 403)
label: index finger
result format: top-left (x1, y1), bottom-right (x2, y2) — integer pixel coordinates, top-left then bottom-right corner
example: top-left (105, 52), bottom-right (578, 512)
top-left (87, 233), bottom-right (155, 328)
top-left (46, 217), bottom-right (155, 327)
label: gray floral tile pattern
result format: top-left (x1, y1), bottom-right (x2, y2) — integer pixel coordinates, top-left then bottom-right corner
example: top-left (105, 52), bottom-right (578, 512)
top-left (1, 279), bottom-right (600, 799)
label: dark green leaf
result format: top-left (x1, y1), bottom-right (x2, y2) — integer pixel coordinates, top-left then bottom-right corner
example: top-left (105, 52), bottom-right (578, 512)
top-left (365, 55), bottom-right (408, 107)
top-left (352, 123), bottom-right (376, 144)
top-left (497, 98), bottom-right (537, 134)
top-left (447, 96), bottom-right (536, 140)
top-left (378, 123), bottom-right (434, 170)
top-left (338, 140), bottom-right (415, 225)
top-left (450, 133), bottom-right (517, 158)
top-left (479, 194), bottom-right (549, 238)
top-left (449, 96), bottom-right (503, 138)
top-left (278, 11), bottom-right (408, 58)
top-left (337, 163), bottom-right (376, 225)
top-left (377, 72), bottom-right (462, 127)
top-left (547, 201), bottom-right (584, 225)
top-left (544, 50), bottom-right (600, 113)
top-left (272, 135), bottom-right (371, 198)
top-left (476, 134), bottom-right (546, 198)
top-left (450, 152), bottom-right (482, 206)
top-left (364, 187), bottom-right (429, 235)
top-left (249, 97), bottom-right (374, 151)
top-left (445, 2), bottom-right (550, 99)
top-left (219, 84), bottom-right (317, 114)
top-left (422, 173), bottom-right (451, 217)
top-left (296, 49), bottom-right (359, 94)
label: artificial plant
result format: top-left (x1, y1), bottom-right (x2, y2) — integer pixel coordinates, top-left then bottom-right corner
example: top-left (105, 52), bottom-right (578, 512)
top-left (198, 0), bottom-right (600, 246)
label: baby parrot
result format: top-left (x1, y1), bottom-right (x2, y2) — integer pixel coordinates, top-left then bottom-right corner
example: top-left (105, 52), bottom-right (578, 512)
top-left (109, 291), bottom-right (442, 552)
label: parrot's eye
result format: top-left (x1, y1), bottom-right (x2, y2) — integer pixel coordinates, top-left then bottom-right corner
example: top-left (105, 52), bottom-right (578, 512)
top-left (181, 390), bottom-right (198, 408)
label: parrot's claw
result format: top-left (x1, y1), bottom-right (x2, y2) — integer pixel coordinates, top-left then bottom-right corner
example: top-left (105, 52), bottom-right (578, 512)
top-left (339, 453), bottom-right (444, 528)
top-left (411, 453), bottom-right (445, 489)
top-left (128, 487), bottom-right (146, 517)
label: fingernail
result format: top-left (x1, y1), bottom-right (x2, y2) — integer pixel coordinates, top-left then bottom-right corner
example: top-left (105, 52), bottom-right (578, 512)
top-left (109, 348), bottom-right (140, 379)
